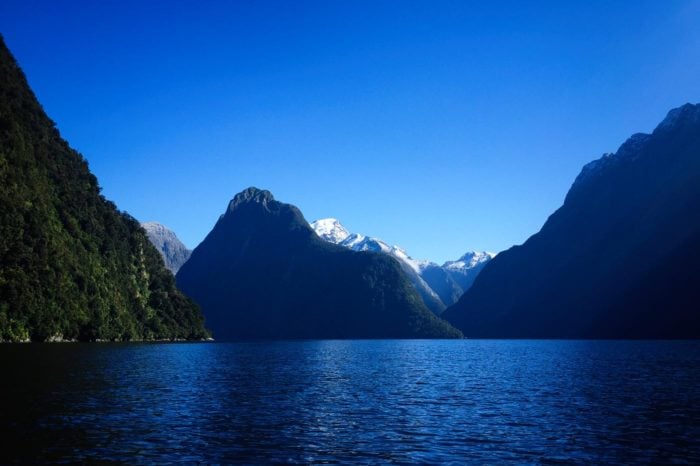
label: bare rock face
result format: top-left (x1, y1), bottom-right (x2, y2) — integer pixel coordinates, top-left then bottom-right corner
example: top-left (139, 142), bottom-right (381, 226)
top-left (141, 222), bottom-right (192, 274)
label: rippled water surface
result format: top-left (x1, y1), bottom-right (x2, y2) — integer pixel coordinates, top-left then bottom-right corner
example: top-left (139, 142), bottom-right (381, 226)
top-left (1, 340), bottom-right (699, 464)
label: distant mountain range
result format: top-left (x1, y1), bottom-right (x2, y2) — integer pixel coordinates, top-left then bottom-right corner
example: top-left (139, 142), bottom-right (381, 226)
top-left (444, 102), bottom-right (700, 338)
top-left (176, 188), bottom-right (462, 339)
top-left (141, 222), bottom-right (191, 274)
top-left (422, 251), bottom-right (494, 306)
top-left (311, 218), bottom-right (494, 310)
top-left (2, 34), bottom-right (698, 341)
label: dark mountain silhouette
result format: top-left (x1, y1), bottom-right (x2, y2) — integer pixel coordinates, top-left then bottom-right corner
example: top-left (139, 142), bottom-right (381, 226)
top-left (177, 188), bottom-right (462, 339)
top-left (444, 103), bottom-right (700, 338)
top-left (0, 36), bottom-right (208, 341)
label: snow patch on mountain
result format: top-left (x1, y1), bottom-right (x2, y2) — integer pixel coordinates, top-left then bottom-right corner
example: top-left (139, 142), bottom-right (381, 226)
top-left (311, 219), bottom-right (429, 273)
top-left (310, 218), bottom-right (350, 244)
top-left (443, 251), bottom-right (496, 272)
top-left (311, 218), bottom-right (443, 311)
top-left (311, 218), bottom-right (496, 310)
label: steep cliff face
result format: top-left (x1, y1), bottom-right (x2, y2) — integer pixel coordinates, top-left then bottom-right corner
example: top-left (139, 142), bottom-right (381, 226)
top-left (142, 222), bottom-right (192, 274)
top-left (444, 103), bottom-right (700, 338)
top-left (0, 36), bottom-right (209, 341)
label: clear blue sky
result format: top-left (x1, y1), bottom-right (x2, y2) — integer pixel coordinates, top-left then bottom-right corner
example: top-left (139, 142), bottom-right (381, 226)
top-left (1, 1), bottom-right (699, 263)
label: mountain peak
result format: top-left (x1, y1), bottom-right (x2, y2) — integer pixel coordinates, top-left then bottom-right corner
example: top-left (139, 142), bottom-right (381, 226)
top-left (571, 103), bottom-right (700, 193)
top-left (310, 218), bottom-right (351, 243)
top-left (177, 192), bottom-right (461, 339)
top-left (443, 251), bottom-right (495, 270)
top-left (444, 101), bottom-right (700, 338)
top-left (227, 187), bottom-right (275, 212)
top-left (141, 221), bottom-right (170, 234)
top-left (655, 102), bottom-right (700, 133)
top-left (141, 222), bottom-right (192, 274)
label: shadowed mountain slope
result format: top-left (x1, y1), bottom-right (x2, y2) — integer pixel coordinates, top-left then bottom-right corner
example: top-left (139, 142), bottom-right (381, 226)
top-left (177, 188), bottom-right (462, 339)
top-left (444, 103), bottom-right (700, 338)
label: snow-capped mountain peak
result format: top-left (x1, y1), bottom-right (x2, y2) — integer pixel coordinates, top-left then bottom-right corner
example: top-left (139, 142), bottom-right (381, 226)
top-left (310, 219), bottom-right (444, 311)
top-left (311, 220), bottom-right (427, 272)
top-left (443, 251), bottom-right (496, 272)
top-left (310, 218), bottom-right (496, 310)
top-left (310, 218), bottom-right (350, 244)
top-left (342, 233), bottom-right (391, 253)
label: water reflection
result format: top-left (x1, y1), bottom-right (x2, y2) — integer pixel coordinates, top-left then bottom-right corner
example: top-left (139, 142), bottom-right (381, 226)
top-left (0, 340), bottom-right (699, 464)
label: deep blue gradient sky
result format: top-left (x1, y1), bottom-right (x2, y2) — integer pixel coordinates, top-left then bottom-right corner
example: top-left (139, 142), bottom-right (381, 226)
top-left (1, 1), bottom-right (699, 263)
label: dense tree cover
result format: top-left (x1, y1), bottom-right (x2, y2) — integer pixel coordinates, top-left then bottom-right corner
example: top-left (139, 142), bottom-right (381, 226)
top-left (177, 188), bottom-right (462, 339)
top-left (0, 36), bottom-right (209, 341)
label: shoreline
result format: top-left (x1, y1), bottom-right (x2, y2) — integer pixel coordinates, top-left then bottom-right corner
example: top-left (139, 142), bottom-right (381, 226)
top-left (0, 337), bottom-right (215, 344)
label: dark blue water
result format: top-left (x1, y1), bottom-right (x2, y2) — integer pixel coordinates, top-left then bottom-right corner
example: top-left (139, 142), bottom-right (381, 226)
top-left (1, 340), bottom-right (699, 464)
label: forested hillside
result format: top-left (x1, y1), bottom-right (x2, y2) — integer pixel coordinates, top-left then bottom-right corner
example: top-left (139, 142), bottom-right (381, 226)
top-left (0, 36), bottom-right (209, 341)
